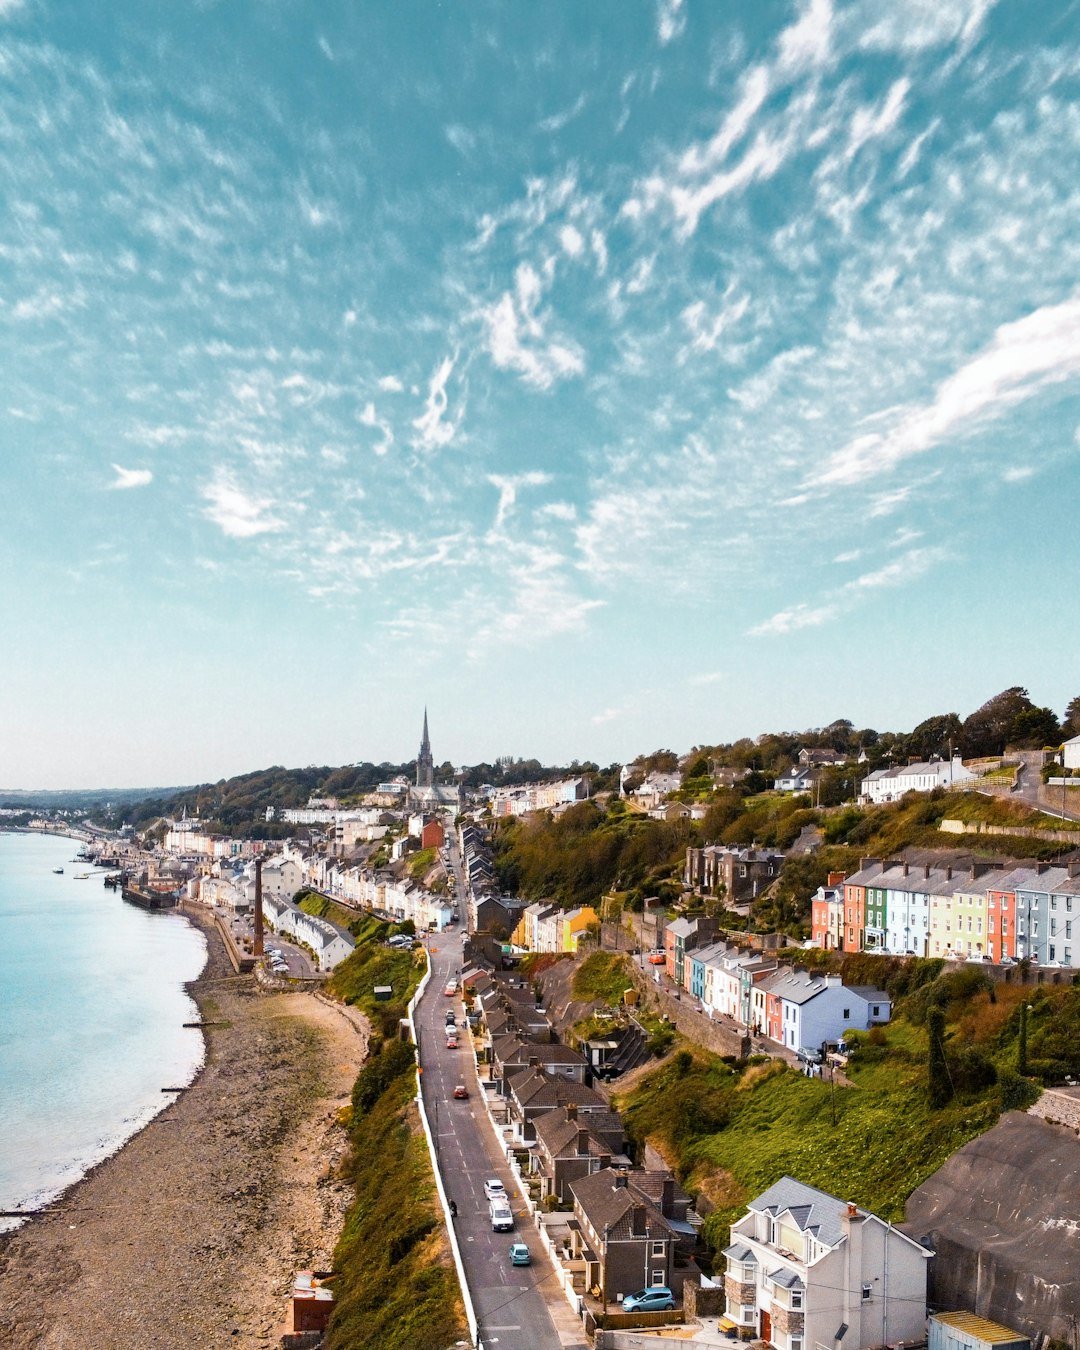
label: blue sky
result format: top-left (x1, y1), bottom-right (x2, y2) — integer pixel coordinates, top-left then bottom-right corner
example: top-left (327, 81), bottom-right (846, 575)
top-left (3, 0), bottom-right (1080, 789)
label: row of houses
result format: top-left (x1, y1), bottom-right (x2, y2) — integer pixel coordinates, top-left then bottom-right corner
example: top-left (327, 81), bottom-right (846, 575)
top-left (814, 857), bottom-right (1080, 966)
top-left (512, 900), bottom-right (600, 954)
top-left (489, 777), bottom-right (591, 818)
top-left (683, 845), bottom-right (787, 907)
top-left (466, 965), bottom-right (695, 1306)
top-left (661, 918), bottom-right (890, 1052)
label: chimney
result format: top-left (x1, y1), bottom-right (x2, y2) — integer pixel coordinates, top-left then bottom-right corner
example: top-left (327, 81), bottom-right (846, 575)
top-left (827, 872), bottom-right (846, 886)
top-left (846, 1202), bottom-right (859, 1220)
top-left (577, 1128), bottom-right (590, 1155)
top-left (903, 862), bottom-right (909, 877)
top-left (924, 864), bottom-right (931, 879)
top-left (1037, 863), bottom-right (1050, 875)
top-left (1070, 861), bottom-right (1080, 880)
top-left (565, 1103), bottom-right (578, 1122)
top-left (662, 1175), bottom-right (675, 1214)
top-left (614, 1172), bottom-right (629, 1189)
top-left (253, 856), bottom-right (264, 957)
top-left (945, 866), bottom-right (953, 881)
top-left (631, 1203), bottom-right (648, 1236)
top-left (528, 1056), bottom-right (540, 1068)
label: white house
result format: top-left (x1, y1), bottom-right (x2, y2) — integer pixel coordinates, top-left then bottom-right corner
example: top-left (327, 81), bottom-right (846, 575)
top-left (762, 970), bottom-right (890, 1053)
top-left (724, 1177), bottom-right (932, 1350)
top-left (1062, 734), bottom-right (1080, 771)
top-left (860, 756), bottom-right (974, 805)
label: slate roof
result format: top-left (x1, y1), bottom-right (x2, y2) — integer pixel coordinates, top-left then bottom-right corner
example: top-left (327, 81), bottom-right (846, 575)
top-left (748, 1176), bottom-right (854, 1248)
top-left (570, 1171), bottom-right (676, 1244)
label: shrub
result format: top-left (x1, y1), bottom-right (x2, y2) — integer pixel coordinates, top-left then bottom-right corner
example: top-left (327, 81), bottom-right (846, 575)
top-left (998, 1070), bottom-right (1040, 1112)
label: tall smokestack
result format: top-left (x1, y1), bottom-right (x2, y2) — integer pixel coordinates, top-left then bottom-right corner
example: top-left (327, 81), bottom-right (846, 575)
top-left (253, 856), bottom-right (264, 957)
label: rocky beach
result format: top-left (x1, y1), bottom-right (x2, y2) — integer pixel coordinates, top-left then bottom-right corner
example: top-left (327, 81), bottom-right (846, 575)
top-left (0, 909), bottom-right (369, 1350)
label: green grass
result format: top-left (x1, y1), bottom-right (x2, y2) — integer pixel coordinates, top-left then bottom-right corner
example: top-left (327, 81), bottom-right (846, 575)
top-left (571, 950), bottom-right (636, 1005)
top-left (327, 934), bottom-right (425, 1037)
top-left (617, 978), bottom-right (1080, 1259)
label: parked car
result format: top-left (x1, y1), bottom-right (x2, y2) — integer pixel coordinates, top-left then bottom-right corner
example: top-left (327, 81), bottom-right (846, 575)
top-left (647, 950), bottom-right (667, 965)
top-left (483, 1178), bottom-right (506, 1200)
top-left (622, 1285), bottom-right (675, 1312)
top-left (489, 1198), bottom-right (513, 1232)
top-left (508, 1242), bottom-right (531, 1266)
top-left (452, 1083), bottom-right (469, 1100)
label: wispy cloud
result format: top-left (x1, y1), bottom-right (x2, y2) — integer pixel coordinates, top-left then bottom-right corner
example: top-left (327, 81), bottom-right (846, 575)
top-left (656, 0), bottom-right (686, 45)
top-left (109, 464), bottom-right (153, 490)
top-left (200, 471), bottom-right (287, 539)
top-left (812, 295), bottom-right (1080, 487)
top-left (479, 264), bottom-right (585, 389)
top-left (750, 602), bottom-right (839, 637)
top-left (411, 355), bottom-right (459, 451)
top-left (488, 472), bottom-right (552, 531)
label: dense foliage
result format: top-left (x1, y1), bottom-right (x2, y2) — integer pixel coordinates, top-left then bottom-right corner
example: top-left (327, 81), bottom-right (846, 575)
top-left (327, 1038), bottom-right (465, 1350)
top-left (327, 929), bottom-right (425, 1038)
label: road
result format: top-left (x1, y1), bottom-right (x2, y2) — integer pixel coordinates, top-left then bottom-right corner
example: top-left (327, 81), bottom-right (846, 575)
top-left (417, 929), bottom-right (589, 1350)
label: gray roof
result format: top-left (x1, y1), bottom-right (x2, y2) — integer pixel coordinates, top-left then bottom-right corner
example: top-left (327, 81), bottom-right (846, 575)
top-left (768, 1267), bottom-right (806, 1290)
top-left (723, 1244), bottom-right (756, 1262)
top-left (748, 1176), bottom-right (854, 1248)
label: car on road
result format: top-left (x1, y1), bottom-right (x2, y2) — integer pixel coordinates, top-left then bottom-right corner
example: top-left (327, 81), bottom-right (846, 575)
top-left (622, 1285), bottom-right (675, 1312)
top-left (647, 949), bottom-right (667, 965)
top-left (489, 1198), bottom-right (514, 1232)
top-left (452, 1083), bottom-right (469, 1099)
top-left (445, 1033), bottom-right (458, 1048)
top-left (444, 980), bottom-right (458, 996)
top-left (483, 1178), bottom-right (506, 1200)
top-left (508, 1242), bottom-right (531, 1266)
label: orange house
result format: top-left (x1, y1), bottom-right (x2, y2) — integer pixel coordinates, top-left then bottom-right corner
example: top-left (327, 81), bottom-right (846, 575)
top-left (986, 887), bottom-right (1017, 961)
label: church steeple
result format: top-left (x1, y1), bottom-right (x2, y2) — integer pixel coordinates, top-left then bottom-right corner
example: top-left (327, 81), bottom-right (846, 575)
top-left (416, 708), bottom-right (434, 788)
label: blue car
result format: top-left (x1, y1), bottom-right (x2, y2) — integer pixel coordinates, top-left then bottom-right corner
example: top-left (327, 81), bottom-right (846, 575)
top-left (509, 1242), bottom-right (531, 1266)
top-left (622, 1285), bottom-right (675, 1312)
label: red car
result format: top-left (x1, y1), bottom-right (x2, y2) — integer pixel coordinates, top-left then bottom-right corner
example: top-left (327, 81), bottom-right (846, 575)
top-left (647, 950), bottom-right (667, 965)
top-left (452, 1084), bottom-right (469, 1100)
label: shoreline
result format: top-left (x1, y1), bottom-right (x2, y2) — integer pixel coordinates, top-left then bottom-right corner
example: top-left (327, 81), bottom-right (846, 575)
top-left (0, 904), bottom-right (370, 1350)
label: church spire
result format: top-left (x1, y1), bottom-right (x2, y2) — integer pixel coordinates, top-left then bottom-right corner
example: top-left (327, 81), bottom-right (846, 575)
top-left (416, 707), bottom-right (434, 788)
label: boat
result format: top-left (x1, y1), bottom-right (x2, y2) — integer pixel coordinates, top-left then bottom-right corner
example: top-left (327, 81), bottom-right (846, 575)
top-left (74, 873), bottom-right (92, 880)
top-left (52, 867), bottom-right (64, 874)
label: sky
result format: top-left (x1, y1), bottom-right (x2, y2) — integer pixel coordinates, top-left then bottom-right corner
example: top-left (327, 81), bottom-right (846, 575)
top-left (3, 0), bottom-right (1080, 790)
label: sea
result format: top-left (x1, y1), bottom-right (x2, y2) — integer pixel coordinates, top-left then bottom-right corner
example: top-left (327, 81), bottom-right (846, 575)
top-left (0, 830), bottom-right (207, 1233)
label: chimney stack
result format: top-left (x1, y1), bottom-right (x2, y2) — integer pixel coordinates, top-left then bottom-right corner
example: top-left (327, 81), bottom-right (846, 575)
top-left (631, 1203), bottom-right (648, 1235)
top-left (253, 856), bottom-right (264, 957)
top-left (565, 1103), bottom-right (578, 1122)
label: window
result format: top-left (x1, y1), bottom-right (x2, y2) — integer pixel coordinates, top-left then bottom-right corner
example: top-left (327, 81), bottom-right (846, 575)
top-left (1002, 918), bottom-right (1009, 934)
top-left (862, 1284), bottom-right (873, 1301)
top-left (843, 1008), bottom-right (850, 1020)
top-left (791, 1289), bottom-right (804, 1310)
top-left (1049, 945), bottom-right (1056, 962)
top-left (1067, 921), bottom-right (1073, 940)
top-left (652, 1240), bottom-right (666, 1257)
top-left (872, 1005), bottom-right (880, 1016)
top-left (1051, 918), bottom-right (1058, 937)
top-left (989, 917), bottom-right (995, 934)
top-left (1065, 949), bottom-right (1072, 967)
top-left (742, 1307), bottom-right (756, 1325)
top-left (1051, 896), bottom-right (1058, 910)
top-left (1034, 921), bottom-right (1039, 938)
top-left (652, 1269), bottom-right (665, 1285)
top-left (791, 1338), bottom-right (804, 1350)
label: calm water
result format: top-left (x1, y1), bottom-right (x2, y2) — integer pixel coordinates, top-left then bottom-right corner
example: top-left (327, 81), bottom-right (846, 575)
top-left (0, 831), bottom-right (206, 1231)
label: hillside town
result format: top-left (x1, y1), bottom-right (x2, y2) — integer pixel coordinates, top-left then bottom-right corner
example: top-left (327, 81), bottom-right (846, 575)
top-left (16, 710), bottom-right (1076, 1350)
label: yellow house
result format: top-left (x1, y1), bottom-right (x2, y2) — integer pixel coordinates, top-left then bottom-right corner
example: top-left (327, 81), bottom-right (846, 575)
top-left (561, 905), bottom-right (599, 952)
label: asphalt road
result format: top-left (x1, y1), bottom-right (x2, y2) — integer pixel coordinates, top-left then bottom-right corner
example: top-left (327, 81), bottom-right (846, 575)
top-left (417, 931), bottom-right (589, 1350)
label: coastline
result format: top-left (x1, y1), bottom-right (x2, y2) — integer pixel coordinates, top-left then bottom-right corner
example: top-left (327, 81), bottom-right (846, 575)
top-left (0, 904), bottom-right (370, 1350)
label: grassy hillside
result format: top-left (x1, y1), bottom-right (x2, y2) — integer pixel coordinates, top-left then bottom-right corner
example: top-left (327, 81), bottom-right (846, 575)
top-left (326, 1038), bottom-right (466, 1350)
top-left (616, 967), bottom-right (1078, 1259)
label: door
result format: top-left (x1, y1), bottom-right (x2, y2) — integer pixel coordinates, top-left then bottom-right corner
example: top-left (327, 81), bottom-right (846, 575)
top-left (761, 1309), bottom-right (772, 1345)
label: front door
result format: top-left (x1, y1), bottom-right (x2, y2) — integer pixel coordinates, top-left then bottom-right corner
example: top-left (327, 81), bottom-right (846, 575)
top-left (761, 1309), bottom-right (772, 1345)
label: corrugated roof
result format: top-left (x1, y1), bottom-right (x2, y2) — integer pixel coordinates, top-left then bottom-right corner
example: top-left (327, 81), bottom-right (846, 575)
top-left (932, 1311), bottom-right (1029, 1345)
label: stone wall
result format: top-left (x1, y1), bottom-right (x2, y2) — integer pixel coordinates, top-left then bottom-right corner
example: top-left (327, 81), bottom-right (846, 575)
top-left (684, 1277), bottom-right (726, 1320)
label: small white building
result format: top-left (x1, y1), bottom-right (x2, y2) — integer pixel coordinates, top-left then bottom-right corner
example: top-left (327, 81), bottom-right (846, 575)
top-left (860, 756), bottom-right (975, 805)
top-left (724, 1177), bottom-right (932, 1350)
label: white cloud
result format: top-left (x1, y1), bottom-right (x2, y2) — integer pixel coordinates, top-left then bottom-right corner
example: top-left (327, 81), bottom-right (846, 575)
top-left (538, 501), bottom-right (577, 522)
top-left (200, 471), bottom-right (287, 539)
top-left (12, 289), bottom-right (66, 320)
top-left (657, 0), bottom-right (686, 45)
top-left (109, 464), bottom-right (153, 490)
top-left (843, 546), bottom-right (945, 592)
top-left (480, 273), bottom-right (585, 390)
top-left (360, 401), bottom-right (394, 455)
top-left (411, 354), bottom-right (458, 451)
top-left (559, 224), bottom-right (585, 258)
top-left (812, 295), bottom-right (1080, 486)
top-left (688, 670), bottom-right (725, 686)
top-left (592, 705), bottom-right (624, 725)
top-left (488, 472), bottom-right (552, 530)
top-left (750, 602), bottom-right (839, 636)
top-left (378, 375), bottom-right (404, 393)
top-left (854, 0), bottom-right (998, 54)
top-left (1002, 464), bottom-right (1035, 483)
top-left (777, 0), bottom-right (834, 75)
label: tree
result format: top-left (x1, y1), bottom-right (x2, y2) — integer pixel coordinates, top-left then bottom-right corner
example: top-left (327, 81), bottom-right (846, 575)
top-left (960, 687), bottom-right (1035, 758)
top-left (1060, 696), bottom-right (1080, 740)
top-left (906, 713), bottom-right (963, 762)
top-left (1009, 706), bottom-right (1061, 749)
top-left (927, 1007), bottom-right (952, 1108)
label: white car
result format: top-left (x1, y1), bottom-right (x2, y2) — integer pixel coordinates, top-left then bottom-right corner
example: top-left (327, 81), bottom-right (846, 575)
top-left (483, 1179), bottom-right (506, 1201)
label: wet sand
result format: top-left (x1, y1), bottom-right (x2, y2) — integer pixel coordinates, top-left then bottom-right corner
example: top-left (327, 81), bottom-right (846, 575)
top-left (0, 908), bottom-right (369, 1350)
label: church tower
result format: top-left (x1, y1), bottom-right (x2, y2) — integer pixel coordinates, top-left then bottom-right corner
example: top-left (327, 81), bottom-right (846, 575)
top-left (416, 708), bottom-right (434, 789)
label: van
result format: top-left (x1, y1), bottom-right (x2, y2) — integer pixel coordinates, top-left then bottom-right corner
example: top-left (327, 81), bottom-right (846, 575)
top-left (489, 1198), bottom-right (513, 1232)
